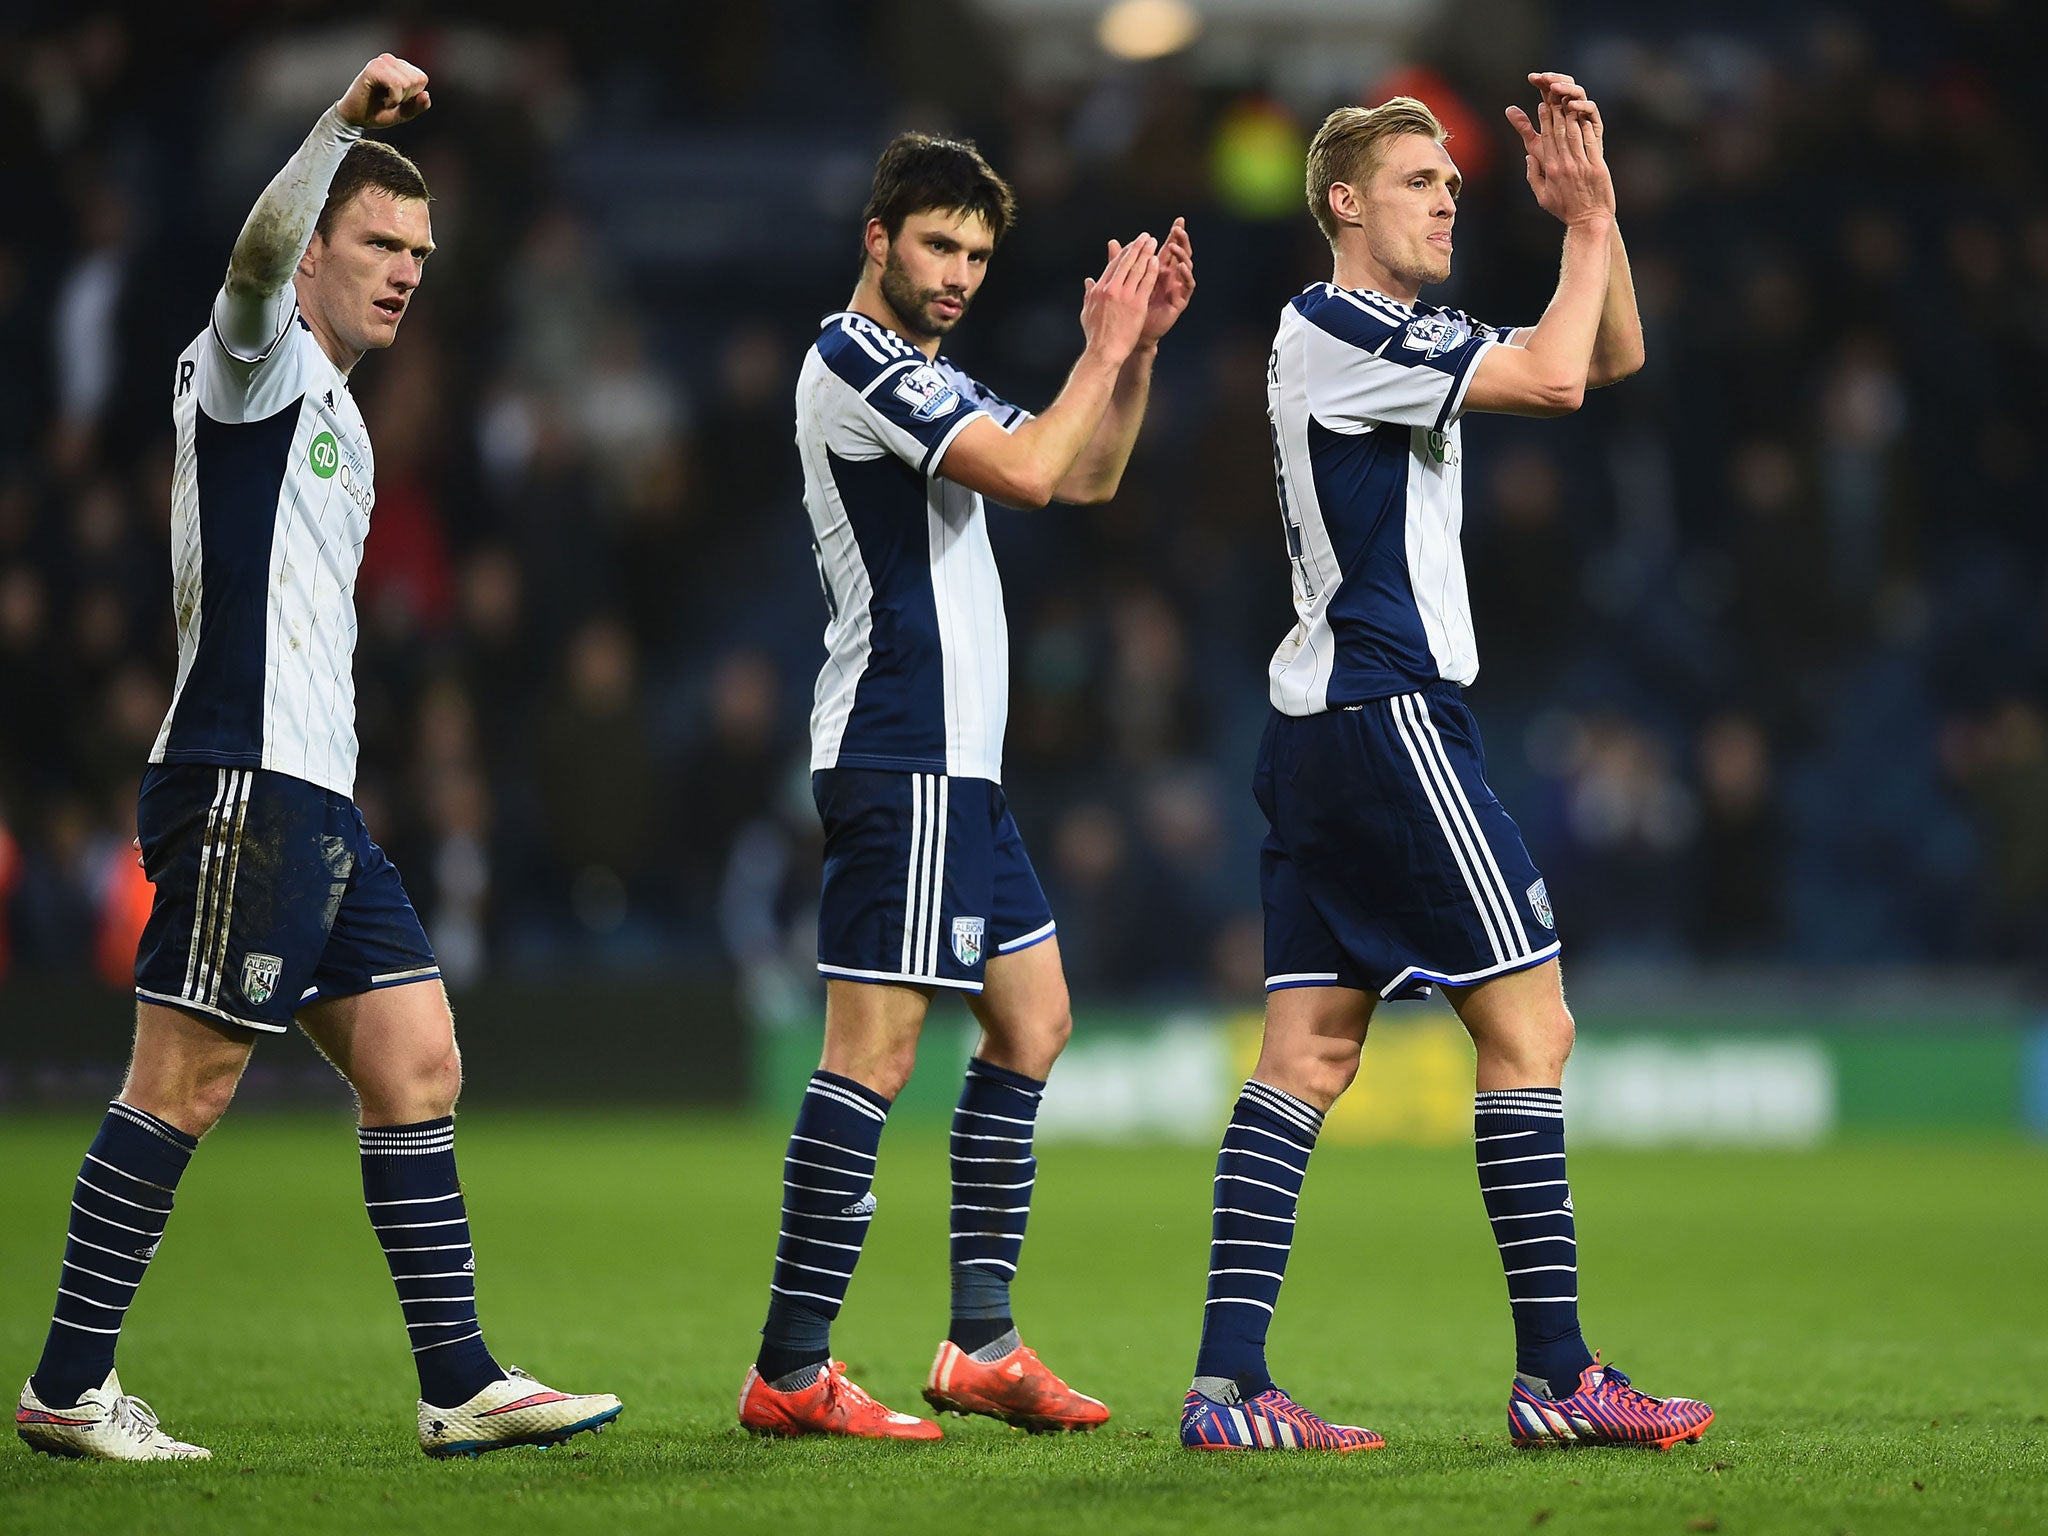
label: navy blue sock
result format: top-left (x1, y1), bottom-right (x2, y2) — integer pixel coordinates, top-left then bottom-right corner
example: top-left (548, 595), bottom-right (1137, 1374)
top-left (948, 1057), bottom-right (1044, 1354)
top-left (31, 1102), bottom-right (196, 1408)
top-left (757, 1070), bottom-right (890, 1386)
top-left (359, 1118), bottom-right (505, 1409)
top-left (1193, 1081), bottom-right (1323, 1396)
top-left (1474, 1087), bottom-right (1594, 1396)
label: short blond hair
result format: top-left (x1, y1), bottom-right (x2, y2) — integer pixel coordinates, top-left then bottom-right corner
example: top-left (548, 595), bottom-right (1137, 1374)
top-left (1305, 97), bottom-right (1447, 244)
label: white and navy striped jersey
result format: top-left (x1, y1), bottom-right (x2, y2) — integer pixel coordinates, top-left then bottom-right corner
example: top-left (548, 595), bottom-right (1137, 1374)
top-left (800, 310), bottom-right (1029, 783)
top-left (150, 304), bottom-right (373, 797)
top-left (1266, 282), bottom-right (1513, 714)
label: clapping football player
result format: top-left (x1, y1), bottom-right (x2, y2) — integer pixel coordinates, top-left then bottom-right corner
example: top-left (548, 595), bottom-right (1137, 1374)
top-left (738, 134), bottom-right (1194, 1439)
top-left (1178, 76), bottom-right (1714, 1453)
top-left (15, 56), bottom-right (620, 1462)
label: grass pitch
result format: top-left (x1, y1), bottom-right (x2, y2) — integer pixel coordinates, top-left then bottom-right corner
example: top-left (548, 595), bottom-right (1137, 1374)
top-left (1, 1112), bottom-right (2043, 1535)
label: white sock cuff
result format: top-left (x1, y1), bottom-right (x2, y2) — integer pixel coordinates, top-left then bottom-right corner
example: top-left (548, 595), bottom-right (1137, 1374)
top-left (1241, 1080), bottom-right (1325, 1140)
top-left (1475, 1087), bottom-right (1564, 1120)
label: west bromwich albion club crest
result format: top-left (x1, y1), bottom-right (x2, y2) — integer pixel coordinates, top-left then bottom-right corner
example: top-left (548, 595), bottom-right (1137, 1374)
top-left (241, 952), bottom-right (284, 1006)
top-left (1527, 879), bottom-right (1554, 931)
top-left (951, 915), bottom-right (987, 968)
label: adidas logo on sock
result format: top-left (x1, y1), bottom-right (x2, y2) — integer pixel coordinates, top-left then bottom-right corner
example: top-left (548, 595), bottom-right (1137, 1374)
top-left (463, 1258), bottom-right (475, 1272)
top-left (841, 1193), bottom-right (877, 1217)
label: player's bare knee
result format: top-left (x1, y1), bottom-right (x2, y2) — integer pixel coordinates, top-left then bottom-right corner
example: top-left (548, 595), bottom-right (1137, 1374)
top-left (158, 1069), bottom-right (240, 1136)
top-left (1489, 1004), bottom-right (1573, 1083)
top-left (1254, 1037), bottom-right (1357, 1112)
top-left (1309, 1043), bottom-right (1362, 1106)
top-left (345, 1038), bottom-right (460, 1123)
top-left (200, 1065), bottom-right (248, 1129)
top-left (1518, 1000), bottom-right (1574, 1078)
top-left (120, 1053), bottom-right (245, 1137)
top-left (1550, 1003), bottom-right (1577, 1067)
top-left (420, 1043), bottom-right (463, 1117)
top-left (867, 1048), bottom-right (918, 1102)
top-left (398, 1036), bottom-right (462, 1118)
top-left (1036, 1003), bottom-right (1074, 1061)
top-left (821, 1014), bottom-right (921, 1098)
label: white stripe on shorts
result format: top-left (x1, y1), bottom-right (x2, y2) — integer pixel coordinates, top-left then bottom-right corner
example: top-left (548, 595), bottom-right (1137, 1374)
top-left (926, 774), bottom-right (950, 975)
top-left (996, 919), bottom-right (1056, 954)
top-left (896, 773), bottom-right (952, 983)
top-left (1388, 696), bottom-right (1529, 966)
top-left (901, 773), bottom-right (926, 975)
top-left (201, 771), bottom-right (255, 1007)
top-left (1408, 697), bottom-right (1533, 955)
top-left (180, 769), bottom-right (233, 1000)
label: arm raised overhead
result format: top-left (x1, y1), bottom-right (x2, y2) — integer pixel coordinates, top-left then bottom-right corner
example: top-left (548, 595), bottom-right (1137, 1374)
top-left (213, 54), bottom-right (429, 361)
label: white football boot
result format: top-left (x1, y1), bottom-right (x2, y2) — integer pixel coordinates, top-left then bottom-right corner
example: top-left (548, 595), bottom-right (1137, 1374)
top-left (417, 1365), bottom-right (622, 1458)
top-left (16, 1369), bottom-right (210, 1460)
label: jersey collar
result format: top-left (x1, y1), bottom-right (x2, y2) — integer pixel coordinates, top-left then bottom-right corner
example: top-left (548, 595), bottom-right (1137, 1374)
top-left (821, 309), bottom-right (953, 369)
top-left (1321, 282), bottom-right (1418, 315)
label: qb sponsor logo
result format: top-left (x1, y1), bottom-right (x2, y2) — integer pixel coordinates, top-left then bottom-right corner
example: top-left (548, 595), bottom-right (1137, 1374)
top-left (335, 457), bottom-right (373, 514)
top-left (308, 431), bottom-right (340, 479)
top-left (312, 427), bottom-right (374, 513)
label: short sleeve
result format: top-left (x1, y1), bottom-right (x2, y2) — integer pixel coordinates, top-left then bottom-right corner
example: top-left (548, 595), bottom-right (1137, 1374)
top-left (194, 300), bottom-right (321, 424)
top-left (211, 280), bottom-right (298, 367)
top-left (1298, 293), bottom-right (1503, 433)
top-left (815, 323), bottom-right (991, 476)
top-left (938, 360), bottom-right (1031, 433)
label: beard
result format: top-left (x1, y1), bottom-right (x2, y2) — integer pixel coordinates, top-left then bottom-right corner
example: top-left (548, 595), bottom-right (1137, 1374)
top-left (880, 248), bottom-right (968, 339)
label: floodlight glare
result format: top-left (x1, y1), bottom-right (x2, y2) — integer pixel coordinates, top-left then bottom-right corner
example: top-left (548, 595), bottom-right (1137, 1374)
top-left (1098, 0), bottom-right (1202, 63)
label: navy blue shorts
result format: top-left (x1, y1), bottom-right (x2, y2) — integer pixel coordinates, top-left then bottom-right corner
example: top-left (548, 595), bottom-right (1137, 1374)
top-left (813, 769), bottom-right (1056, 994)
top-left (133, 765), bottom-right (440, 1032)
top-left (1257, 685), bottom-right (1560, 1002)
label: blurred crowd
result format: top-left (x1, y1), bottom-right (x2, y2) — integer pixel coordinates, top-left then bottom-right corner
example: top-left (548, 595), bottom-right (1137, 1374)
top-left (1, 1), bottom-right (2043, 1013)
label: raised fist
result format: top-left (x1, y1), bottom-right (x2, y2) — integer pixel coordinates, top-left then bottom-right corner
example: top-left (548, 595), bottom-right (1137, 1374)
top-left (337, 54), bottom-right (431, 131)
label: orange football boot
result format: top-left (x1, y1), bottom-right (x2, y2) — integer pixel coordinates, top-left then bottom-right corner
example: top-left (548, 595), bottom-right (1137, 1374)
top-left (738, 1360), bottom-right (942, 1441)
top-left (923, 1339), bottom-right (1111, 1433)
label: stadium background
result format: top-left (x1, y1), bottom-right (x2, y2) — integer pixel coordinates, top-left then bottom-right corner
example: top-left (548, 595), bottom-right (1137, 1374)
top-left (2, 0), bottom-right (2043, 1140)
top-left (1, 4), bottom-right (2043, 1532)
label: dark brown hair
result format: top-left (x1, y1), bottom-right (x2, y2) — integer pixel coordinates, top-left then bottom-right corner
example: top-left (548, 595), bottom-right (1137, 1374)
top-left (316, 140), bottom-right (431, 239)
top-left (861, 132), bottom-right (1017, 246)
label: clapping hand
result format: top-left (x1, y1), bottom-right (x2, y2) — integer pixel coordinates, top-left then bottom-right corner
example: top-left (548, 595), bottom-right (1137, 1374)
top-left (1110, 216), bottom-right (1195, 348)
top-left (1505, 72), bottom-right (1614, 227)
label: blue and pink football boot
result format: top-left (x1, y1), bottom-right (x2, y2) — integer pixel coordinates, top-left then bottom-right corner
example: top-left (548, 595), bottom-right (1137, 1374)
top-left (1180, 1382), bottom-right (1385, 1452)
top-left (1508, 1356), bottom-right (1713, 1449)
